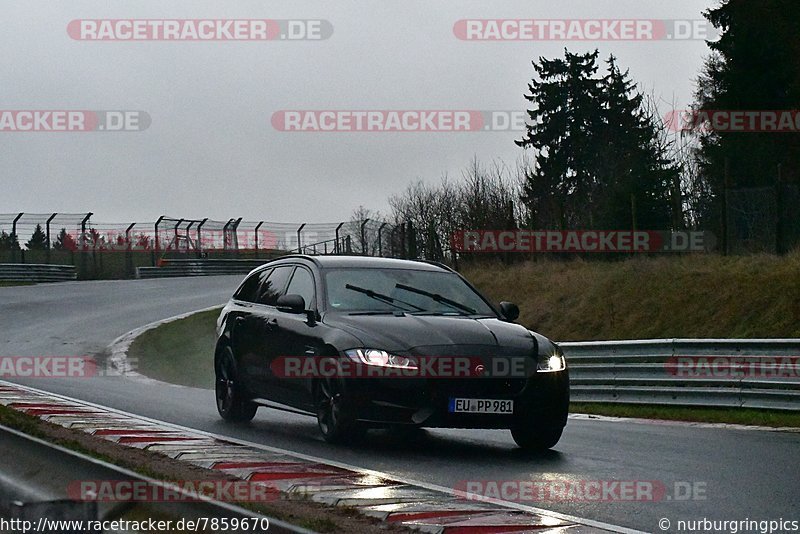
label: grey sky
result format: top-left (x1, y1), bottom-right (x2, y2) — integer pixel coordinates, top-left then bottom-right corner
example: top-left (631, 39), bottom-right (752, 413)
top-left (2, 0), bottom-right (715, 225)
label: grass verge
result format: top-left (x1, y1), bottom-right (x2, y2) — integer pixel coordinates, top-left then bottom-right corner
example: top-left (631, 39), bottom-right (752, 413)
top-left (572, 402), bottom-right (800, 428)
top-left (127, 308), bottom-right (219, 389)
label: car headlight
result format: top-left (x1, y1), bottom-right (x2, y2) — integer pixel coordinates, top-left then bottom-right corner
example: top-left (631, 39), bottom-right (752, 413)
top-left (345, 349), bottom-right (418, 369)
top-left (537, 351), bottom-right (566, 373)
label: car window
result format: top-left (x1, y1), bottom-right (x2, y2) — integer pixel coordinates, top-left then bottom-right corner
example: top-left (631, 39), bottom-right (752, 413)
top-left (285, 267), bottom-right (315, 309)
top-left (324, 268), bottom-right (496, 315)
top-left (233, 268), bottom-right (271, 303)
top-left (256, 265), bottom-right (293, 306)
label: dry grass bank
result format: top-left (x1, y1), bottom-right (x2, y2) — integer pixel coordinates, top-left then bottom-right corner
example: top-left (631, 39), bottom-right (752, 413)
top-left (461, 253), bottom-right (800, 341)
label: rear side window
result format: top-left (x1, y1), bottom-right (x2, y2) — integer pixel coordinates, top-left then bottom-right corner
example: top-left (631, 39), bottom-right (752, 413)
top-left (285, 267), bottom-right (315, 308)
top-left (234, 269), bottom-right (271, 302)
top-left (257, 265), bottom-right (293, 306)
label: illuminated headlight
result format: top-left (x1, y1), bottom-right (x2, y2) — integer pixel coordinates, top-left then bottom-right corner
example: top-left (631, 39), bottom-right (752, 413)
top-left (345, 349), bottom-right (418, 369)
top-left (537, 351), bottom-right (566, 373)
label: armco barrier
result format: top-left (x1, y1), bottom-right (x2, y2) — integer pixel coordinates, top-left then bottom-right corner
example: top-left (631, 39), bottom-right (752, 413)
top-left (135, 258), bottom-right (279, 279)
top-left (562, 339), bottom-right (800, 411)
top-left (0, 264), bottom-right (77, 283)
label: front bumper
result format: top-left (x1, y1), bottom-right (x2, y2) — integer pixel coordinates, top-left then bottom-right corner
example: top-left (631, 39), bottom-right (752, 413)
top-left (339, 369), bottom-right (569, 429)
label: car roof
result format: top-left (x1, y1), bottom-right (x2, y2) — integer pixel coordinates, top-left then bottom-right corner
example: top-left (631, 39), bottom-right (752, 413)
top-left (262, 255), bottom-right (450, 272)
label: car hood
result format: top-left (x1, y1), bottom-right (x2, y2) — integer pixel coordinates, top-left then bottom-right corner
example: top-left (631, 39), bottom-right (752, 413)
top-left (323, 313), bottom-right (538, 355)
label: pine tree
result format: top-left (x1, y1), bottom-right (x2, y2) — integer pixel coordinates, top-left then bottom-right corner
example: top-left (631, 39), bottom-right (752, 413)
top-left (692, 0), bottom-right (800, 234)
top-left (517, 49), bottom-right (603, 229)
top-left (518, 50), bottom-right (676, 230)
top-left (26, 224), bottom-right (48, 250)
top-left (52, 228), bottom-right (77, 251)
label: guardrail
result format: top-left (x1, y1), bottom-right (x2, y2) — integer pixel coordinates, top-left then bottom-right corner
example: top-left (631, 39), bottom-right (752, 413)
top-left (562, 339), bottom-right (800, 411)
top-left (135, 258), bottom-right (277, 279)
top-left (0, 263), bottom-right (77, 283)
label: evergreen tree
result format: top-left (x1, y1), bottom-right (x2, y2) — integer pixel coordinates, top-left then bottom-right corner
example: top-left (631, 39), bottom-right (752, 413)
top-left (692, 0), bottom-right (800, 234)
top-left (52, 228), bottom-right (77, 251)
top-left (517, 49), bottom-right (603, 229)
top-left (26, 224), bottom-right (48, 250)
top-left (518, 50), bottom-right (677, 230)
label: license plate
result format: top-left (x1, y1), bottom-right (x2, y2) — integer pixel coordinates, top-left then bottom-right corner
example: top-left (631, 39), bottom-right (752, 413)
top-left (448, 398), bottom-right (514, 414)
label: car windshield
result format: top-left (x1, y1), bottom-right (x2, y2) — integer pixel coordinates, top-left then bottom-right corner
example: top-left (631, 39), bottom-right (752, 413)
top-left (324, 268), bottom-right (496, 316)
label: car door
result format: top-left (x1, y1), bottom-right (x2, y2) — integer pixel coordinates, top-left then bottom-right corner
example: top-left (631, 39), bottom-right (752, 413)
top-left (240, 265), bottom-right (294, 399)
top-left (229, 268), bottom-right (271, 394)
top-left (271, 265), bottom-right (321, 409)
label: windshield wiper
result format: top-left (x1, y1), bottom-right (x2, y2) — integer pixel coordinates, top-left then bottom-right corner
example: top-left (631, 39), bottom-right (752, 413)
top-left (394, 283), bottom-right (476, 315)
top-left (344, 284), bottom-right (424, 312)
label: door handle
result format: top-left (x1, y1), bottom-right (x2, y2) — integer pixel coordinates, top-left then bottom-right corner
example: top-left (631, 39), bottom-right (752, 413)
top-left (266, 318), bottom-right (278, 330)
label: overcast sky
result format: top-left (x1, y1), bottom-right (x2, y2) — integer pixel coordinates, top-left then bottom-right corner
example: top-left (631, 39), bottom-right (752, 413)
top-left (1, 0), bottom-right (716, 225)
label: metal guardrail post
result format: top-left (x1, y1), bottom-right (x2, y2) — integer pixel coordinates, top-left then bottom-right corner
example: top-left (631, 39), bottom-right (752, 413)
top-left (296, 223), bottom-right (306, 254)
top-left (45, 213), bottom-right (57, 264)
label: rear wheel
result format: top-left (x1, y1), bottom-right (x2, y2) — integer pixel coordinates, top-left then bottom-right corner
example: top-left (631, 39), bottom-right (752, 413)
top-left (315, 377), bottom-right (364, 443)
top-left (215, 347), bottom-right (258, 422)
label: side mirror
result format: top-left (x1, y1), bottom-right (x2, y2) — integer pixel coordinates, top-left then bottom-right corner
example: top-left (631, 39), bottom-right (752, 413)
top-left (276, 294), bottom-right (306, 314)
top-left (499, 301), bottom-right (520, 322)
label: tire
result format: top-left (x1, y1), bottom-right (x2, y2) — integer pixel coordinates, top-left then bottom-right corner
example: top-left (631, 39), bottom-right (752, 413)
top-left (314, 377), bottom-right (364, 443)
top-left (215, 347), bottom-right (258, 423)
top-left (510, 422), bottom-right (564, 452)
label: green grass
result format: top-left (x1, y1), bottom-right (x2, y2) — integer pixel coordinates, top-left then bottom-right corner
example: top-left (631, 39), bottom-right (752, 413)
top-left (127, 308), bottom-right (220, 389)
top-left (461, 252), bottom-right (800, 340)
top-left (572, 403), bottom-right (800, 428)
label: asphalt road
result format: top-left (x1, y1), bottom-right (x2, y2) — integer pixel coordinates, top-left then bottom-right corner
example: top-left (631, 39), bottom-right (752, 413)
top-left (1, 277), bottom-right (798, 533)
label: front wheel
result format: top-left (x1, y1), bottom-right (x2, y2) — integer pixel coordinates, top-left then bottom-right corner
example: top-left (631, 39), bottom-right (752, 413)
top-left (215, 347), bottom-right (258, 422)
top-left (314, 378), bottom-right (364, 443)
top-left (510, 423), bottom-right (564, 452)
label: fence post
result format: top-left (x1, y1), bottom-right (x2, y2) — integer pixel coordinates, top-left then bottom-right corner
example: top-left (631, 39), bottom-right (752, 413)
top-left (153, 216), bottom-right (165, 266)
top-left (360, 219), bottom-right (370, 255)
top-left (232, 218), bottom-right (242, 257)
top-left (377, 222), bottom-right (387, 257)
top-left (10, 213), bottom-right (23, 263)
top-left (125, 222), bottom-right (135, 278)
top-left (45, 213), bottom-right (57, 264)
top-left (196, 218), bottom-right (207, 258)
top-left (334, 222), bottom-right (344, 254)
top-left (407, 221), bottom-right (417, 259)
top-left (80, 213), bottom-right (92, 277)
top-left (254, 221), bottom-right (264, 258)
top-left (296, 223), bottom-right (306, 254)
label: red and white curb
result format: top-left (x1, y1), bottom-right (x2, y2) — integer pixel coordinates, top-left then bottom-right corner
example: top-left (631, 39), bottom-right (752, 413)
top-left (0, 380), bottom-right (639, 534)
